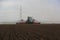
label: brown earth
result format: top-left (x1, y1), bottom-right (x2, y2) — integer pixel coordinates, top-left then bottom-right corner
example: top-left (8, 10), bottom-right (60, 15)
top-left (0, 24), bottom-right (60, 40)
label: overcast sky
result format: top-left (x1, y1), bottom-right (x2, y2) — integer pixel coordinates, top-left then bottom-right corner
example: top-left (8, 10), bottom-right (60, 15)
top-left (0, 0), bottom-right (60, 24)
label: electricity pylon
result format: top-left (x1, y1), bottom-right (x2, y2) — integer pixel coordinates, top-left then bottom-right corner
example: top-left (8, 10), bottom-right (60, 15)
top-left (20, 4), bottom-right (22, 20)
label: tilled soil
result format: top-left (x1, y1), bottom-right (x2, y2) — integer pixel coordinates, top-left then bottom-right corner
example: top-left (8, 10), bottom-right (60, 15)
top-left (0, 24), bottom-right (59, 40)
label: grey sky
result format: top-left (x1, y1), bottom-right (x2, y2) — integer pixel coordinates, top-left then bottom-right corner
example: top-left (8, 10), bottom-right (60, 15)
top-left (0, 0), bottom-right (60, 24)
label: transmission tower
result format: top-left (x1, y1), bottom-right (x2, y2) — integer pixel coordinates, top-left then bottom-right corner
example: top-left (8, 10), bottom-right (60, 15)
top-left (20, 4), bottom-right (22, 20)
